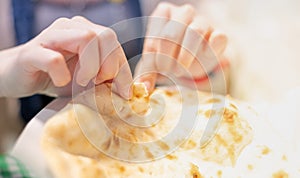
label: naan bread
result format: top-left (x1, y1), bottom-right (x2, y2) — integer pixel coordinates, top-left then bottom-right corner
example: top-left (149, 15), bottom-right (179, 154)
top-left (41, 84), bottom-right (300, 178)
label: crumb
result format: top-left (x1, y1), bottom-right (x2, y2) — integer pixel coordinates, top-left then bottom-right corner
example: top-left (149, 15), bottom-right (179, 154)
top-left (261, 146), bottom-right (271, 155)
top-left (190, 163), bottom-right (203, 178)
top-left (247, 164), bottom-right (253, 171)
top-left (272, 170), bottom-right (288, 178)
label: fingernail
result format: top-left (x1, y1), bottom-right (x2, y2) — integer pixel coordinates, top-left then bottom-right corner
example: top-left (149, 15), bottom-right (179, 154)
top-left (212, 34), bottom-right (227, 55)
top-left (121, 86), bottom-right (133, 100)
top-left (95, 77), bottom-right (104, 85)
top-left (78, 78), bottom-right (89, 86)
top-left (55, 76), bottom-right (71, 87)
top-left (143, 80), bottom-right (152, 93)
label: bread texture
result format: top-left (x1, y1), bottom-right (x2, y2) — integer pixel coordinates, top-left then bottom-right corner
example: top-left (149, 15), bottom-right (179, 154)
top-left (41, 84), bottom-right (299, 178)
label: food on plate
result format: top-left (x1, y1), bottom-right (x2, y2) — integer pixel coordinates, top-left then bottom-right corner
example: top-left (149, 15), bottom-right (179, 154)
top-left (41, 83), bottom-right (300, 177)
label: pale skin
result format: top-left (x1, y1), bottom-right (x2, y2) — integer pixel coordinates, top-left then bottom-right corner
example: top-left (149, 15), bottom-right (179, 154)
top-left (0, 2), bottom-right (228, 99)
top-left (135, 2), bottom-right (228, 92)
top-left (0, 16), bottom-right (133, 98)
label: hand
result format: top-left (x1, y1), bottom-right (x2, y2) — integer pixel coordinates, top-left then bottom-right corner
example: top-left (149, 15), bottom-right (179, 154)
top-left (135, 2), bottom-right (228, 92)
top-left (0, 16), bottom-right (132, 98)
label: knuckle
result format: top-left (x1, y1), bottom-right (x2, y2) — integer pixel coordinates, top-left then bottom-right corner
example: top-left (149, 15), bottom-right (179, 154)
top-left (217, 33), bottom-right (228, 44)
top-left (181, 4), bottom-right (195, 13)
top-left (156, 2), bottom-right (172, 12)
top-left (100, 28), bottom-right (118, 41)
top-left (157, 2), bottom-right (169, 8)
top-left (52, 17), bottom-right (71, 26)
top-left (193, 19), bottom-right (212, 36)
top-left (162, 30), bottom-right (178, 42)
top-left (48, 54), bottom-right (64, 68)
top-left (188, 23), bottom-right (213, 41)
top-left (188, 24), bottom-right (205, 37)
top-left (144, 39), bottom-right (157, 52)
top-left (82, 29), bottom-right (97, 41)
top-left (71, 16), bottom-right (86, 21)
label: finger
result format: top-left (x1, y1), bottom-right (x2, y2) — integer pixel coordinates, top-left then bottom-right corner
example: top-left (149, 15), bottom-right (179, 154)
top-left (146, 2), bottom-right (173, 37)
top-left (157, 4), bottom-right (195, 76)
top-left (208, 31), bottom-right (228, 56)
top-left (28, 47), bottom-right (71, 87)
top-left (72, 16), bottom-right (119, 62)
top-left (71, 17), bottom-right (106, 86)
top-left (177, 16), bottom-right (211, 71)
top-left (46, 17), bottom-right (122, 86)
top-left (137, 3), bottom-right (173, 92)
top-left (192, 43), bottom-right (221, 79)
top-left (39, 28), bottom-right (100, 86)
top-left (40, 28), bottom-right (97, 54)
top-left (114, 52), bottom-right (134, 99)
top-left (115, 44), bottom-right (134, 99)
top-left (195, 31), bottom-right (227, 75)
top-left (73, 17), bottom-right (134, 98)
top-left (95, 52), bottom-right (119, 84)
top-left (76, 37), bottom-right (100, 86)
top-left (72, 16), bottom-right (132, 93)
top-left (95, 45), bottom-right (133, 99)
top-left (182, 20), bottom-right (215, 78)
top-left (138, 39), bottom-right (159, 92)
top-left (171, 4), bottom-right (195, 24)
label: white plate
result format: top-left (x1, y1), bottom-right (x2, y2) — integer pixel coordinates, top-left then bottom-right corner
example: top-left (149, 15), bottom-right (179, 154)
top-left (11, 97), bottom-right (71, 178)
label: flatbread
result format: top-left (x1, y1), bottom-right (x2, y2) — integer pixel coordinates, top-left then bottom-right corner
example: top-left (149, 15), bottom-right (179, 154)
top-left (41, 84), bottom-right (300, 178)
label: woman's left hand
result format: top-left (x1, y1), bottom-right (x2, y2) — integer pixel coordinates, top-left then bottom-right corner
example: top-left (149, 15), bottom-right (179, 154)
top-left (135, 2), bottom-right (228, 92)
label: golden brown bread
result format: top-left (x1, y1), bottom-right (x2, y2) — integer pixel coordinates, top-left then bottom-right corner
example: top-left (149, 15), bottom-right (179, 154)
top-left (41, 84), bottom-right (299, 177)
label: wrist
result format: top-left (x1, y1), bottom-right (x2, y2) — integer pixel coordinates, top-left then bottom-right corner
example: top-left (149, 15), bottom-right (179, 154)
top-left (0, 45), bottom-right (23, 97)
top-left (194, 59), bottom-right (229, 83)
top-left (180, 59), bottom-right (230, 84)
top-left (178, 58), bottom-right (229, 94)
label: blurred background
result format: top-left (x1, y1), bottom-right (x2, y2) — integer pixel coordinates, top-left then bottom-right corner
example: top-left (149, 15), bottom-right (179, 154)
top-left (1, 0), bottom-right (300, 152)
top-left (0, 0), bottom-right (23, 153)
top-left (198, 0), bottom-right (300, 103)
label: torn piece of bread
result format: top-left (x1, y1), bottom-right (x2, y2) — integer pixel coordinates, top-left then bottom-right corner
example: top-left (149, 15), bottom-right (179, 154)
top-left (128, 82), bottom-right (150, 115)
